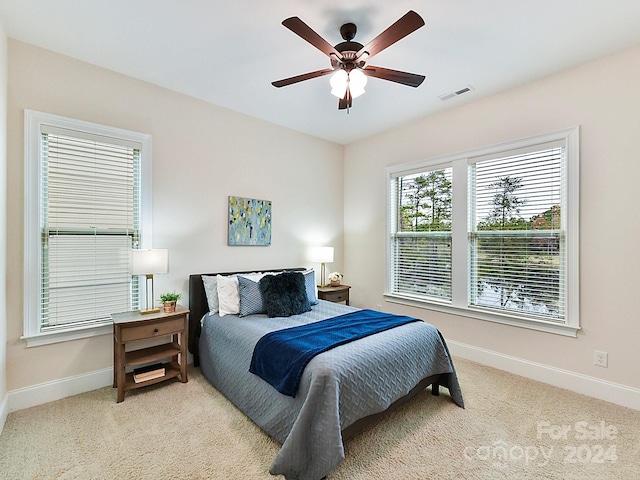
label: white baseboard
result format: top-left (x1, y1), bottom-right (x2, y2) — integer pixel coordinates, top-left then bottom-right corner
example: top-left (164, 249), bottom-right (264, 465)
top-left (8, 367), bottom-right (113, 413)
top-left (0, 392), bottom-right (8, 434)
top-left (5, 344), bottom-right (639, 414)
top-left (448, 340), bottom-right (640, 411)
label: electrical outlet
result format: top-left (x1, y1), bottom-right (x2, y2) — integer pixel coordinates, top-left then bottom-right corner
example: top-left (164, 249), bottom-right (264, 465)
top-left (594, 350), bottom-right (608, 368)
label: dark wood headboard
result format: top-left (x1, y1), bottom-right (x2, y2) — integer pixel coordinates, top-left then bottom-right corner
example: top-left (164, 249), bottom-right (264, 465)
top-left (188, 268), bottom-right (306, 365)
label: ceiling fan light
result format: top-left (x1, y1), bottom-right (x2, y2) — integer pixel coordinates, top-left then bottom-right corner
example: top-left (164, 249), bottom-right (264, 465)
top-left (330, 70), bottom-right (348, 98)
top-left (349, 69), bottom-right (367, 98)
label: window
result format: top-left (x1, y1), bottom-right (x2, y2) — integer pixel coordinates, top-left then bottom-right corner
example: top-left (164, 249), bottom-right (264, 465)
top-left (389, 167), bottom-right (453, 302)
top-left (24, 111), bottom-right (152, 346)
top-left (387, 127), bottom-right (579, 335)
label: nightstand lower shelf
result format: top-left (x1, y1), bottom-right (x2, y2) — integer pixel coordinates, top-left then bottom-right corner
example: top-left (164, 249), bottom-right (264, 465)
top-left (125, 343), bottom-right (181, 367)
top-left (124, 361), bottom-right (182, 391)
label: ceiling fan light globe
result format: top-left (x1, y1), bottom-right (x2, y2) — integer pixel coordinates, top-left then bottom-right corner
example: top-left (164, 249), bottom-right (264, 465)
top-left (350, 86), bottom-right (365, 98)
top-left (348, 69), bottom-right (367, 98)
top-left (330, 70), bottom-right (348, 98)
top-left (330, 84), bottom-right (348, 98)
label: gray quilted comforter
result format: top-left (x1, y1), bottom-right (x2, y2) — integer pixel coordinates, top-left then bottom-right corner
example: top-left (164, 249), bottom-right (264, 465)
top-left (199, 300), bottom-right (463, 480)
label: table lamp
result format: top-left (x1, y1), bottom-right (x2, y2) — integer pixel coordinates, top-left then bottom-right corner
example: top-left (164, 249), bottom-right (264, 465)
top-left (131, 249), bottom-right (169, 314)
top-left (309, 246), bottom-right (334, 287)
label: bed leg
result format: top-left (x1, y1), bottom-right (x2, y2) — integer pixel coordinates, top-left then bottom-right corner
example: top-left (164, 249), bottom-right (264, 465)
top-left (193, 355), bottom-right (200, 368)
top-left (431, 381), bottom-right (440, 396)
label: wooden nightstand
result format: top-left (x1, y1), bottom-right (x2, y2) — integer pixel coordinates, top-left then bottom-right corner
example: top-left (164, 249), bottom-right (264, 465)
top-left (317, 284), bottom-right (351, 305)
top-left (112, 306), bottom-right (189, 403)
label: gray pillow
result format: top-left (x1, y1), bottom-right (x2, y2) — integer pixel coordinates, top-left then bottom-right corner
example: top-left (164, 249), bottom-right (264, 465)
top-left (238, 275), bottom-right (265, 317)
top-left (301, 269), bottom-right (319, 305)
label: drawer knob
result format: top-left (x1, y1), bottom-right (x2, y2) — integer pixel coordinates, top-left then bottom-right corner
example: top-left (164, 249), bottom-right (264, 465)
top-left (153, 328), bottom-right (159, 333)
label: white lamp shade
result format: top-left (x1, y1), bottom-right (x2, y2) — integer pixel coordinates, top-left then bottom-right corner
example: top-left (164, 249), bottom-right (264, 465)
top-left (349, 69), bottom-right (367, 98)
top-left (330, 70), bottom-right (348, 99)
top-left (131, 249), bottom-right (169, 275)
top-left (309, 246), bottom-right (334, 263)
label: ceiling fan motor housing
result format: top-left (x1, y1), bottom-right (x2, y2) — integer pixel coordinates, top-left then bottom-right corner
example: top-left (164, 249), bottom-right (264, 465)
top-left (332, 23), bottom-right (365, 70)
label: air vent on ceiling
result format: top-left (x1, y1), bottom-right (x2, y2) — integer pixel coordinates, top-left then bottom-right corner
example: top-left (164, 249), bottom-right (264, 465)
top-left (438, 85), bottom-right (474, 101)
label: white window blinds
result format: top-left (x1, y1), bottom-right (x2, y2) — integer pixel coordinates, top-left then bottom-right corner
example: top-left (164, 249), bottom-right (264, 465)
top-left (468, 144), bottom-right (565, 321)
top-left (41, 128), bottom-right (140, 330)
top-left (390, 167), bottom-right (453, 302)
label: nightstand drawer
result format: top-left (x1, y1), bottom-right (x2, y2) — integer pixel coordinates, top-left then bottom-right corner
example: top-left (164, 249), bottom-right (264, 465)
top-left (317, 285), bottom-right (350, 305)
top-left (323, 291), bottom-right (348, 303)
top-left (121, 317), bottom-right (184, 342)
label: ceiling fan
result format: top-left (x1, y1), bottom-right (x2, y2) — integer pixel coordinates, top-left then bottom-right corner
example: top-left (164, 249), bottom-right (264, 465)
top-left (272, 10), bottom-right (426, 111)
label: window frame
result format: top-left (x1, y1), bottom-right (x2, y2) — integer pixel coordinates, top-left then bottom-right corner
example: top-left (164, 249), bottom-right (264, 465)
top-left (23, 110), bottom-right (153, 347)
top-left (385, 127), bottom-right (579, 336)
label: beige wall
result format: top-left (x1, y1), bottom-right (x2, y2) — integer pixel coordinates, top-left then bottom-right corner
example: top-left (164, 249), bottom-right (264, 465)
top-left (6, 36), bottom-right (640, 401)
top-left (6, 40), bottom-right (344, 391)
top-left (344, 45), bottom-right (640, 389)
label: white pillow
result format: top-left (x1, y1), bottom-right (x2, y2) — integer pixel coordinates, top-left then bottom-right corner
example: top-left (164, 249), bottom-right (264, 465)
top-left (217, 274), bottom-right (240, 317)
top-left (202, 275), bottom-right (219, 314)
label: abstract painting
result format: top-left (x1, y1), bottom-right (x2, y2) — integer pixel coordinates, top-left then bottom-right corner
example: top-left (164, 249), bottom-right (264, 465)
top-left (228, 196), bottom-right (272, 246)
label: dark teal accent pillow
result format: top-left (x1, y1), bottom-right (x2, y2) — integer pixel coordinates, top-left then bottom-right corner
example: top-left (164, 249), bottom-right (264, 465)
top-left (259, 271), bottom-right (311, 318)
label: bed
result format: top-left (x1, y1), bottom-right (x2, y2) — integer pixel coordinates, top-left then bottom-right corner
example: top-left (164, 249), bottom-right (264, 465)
top-left (188, 268), bottom-right (463, 480)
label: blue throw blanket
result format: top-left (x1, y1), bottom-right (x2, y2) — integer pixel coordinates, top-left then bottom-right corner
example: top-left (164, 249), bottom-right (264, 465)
top-left (249, 309), bottom-right (420, 397)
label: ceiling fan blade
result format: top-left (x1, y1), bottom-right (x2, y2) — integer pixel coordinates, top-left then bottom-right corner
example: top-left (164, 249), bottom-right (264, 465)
top-left (356, 10), bottom-right (425, 60)
top-left (362, 65), bottom-right (425, 87)
top-left (282, 17), bottom-right (342, 58)
top-left (272, 68), bottom-right (335, 88)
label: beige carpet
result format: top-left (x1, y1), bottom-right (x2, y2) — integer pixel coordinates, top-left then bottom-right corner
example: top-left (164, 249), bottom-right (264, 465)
top-left (1, 358), bottom-right (639, 479)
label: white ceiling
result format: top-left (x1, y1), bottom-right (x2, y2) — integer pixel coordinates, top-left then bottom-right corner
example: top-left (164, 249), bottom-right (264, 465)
top-left (2, 1), bottom-right (640, 144)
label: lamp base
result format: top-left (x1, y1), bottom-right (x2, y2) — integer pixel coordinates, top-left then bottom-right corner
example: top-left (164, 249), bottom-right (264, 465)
top-left (320, 262), bottom-right (327, 288)
top-left (139, 273), bottom-right (160, 315)
top-left (139, 307), bottom-right (160, 315)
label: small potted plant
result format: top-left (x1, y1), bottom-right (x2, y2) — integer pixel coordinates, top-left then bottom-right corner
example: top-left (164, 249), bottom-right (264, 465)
top-left (159, 291), bottom-right (182, 313)
top-left (327, 272), bottom-right (343, 287)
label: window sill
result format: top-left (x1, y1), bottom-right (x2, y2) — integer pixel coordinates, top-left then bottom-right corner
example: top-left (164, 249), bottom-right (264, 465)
top-left (21, 322), bottom-right (112, 347)
top-left (384, 293), bottom-right (579, 337)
